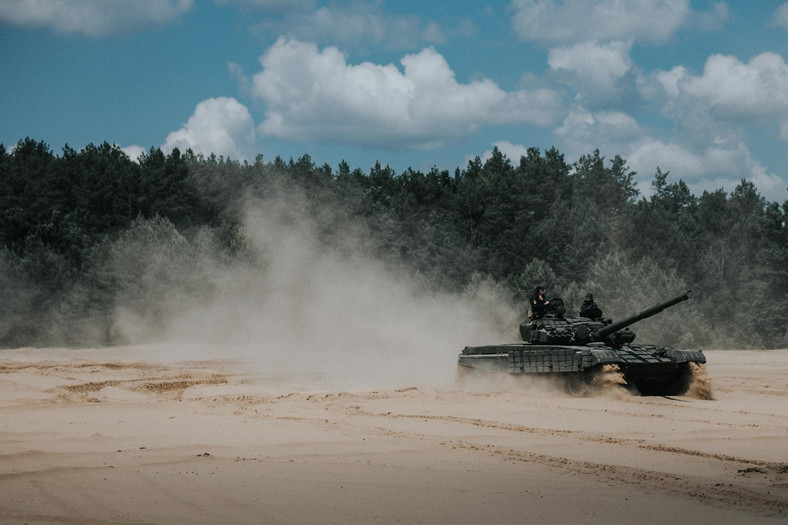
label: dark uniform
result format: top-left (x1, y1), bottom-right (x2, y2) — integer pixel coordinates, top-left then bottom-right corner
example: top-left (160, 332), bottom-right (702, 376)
top-left (579, 293), bottom-right (602, 319)
top-left (530, 287), bottom-right (549, 320)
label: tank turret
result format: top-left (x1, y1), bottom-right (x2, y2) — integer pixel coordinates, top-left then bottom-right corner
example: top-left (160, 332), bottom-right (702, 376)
top-left (521, 291), bottom-right (693, 347)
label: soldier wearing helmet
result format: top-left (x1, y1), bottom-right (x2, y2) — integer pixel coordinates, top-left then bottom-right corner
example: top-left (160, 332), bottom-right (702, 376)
top-left (579, 293), bottom-right (602, 319)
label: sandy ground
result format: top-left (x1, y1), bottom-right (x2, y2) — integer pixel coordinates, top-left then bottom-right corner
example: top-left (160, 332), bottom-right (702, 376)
top-left (0, 347), bottom-right (786, 524)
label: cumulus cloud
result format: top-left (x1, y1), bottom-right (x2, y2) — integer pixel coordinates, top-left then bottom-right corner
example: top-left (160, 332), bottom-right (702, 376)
top-left (482, 141), bottom-right (532, 164)
top-left (510, 0), bottom-right (689, 45)
top-left (654, 65), bottom-right (687, 97)
top-left (162, 97), bottom-right (256, 160)
top-left (0, 0), bottom-right (193, 37)
top-left (252, 37), bottom-right (562, 149)
top-left (690, 1), bottom-right (729, 32)
top-left (548, 40), bottom-right (634, 98)
top-left (251, 0), bottom-right (444, 51)
top-left (642, 52), bottom-right (788, 200)
top-left (555, 106), bottom-right (643, 158)
top-left (511, 1), bottom-right (699, 108)
top-left (772, 3), bottom-right (788, 30)
top-left (674, 53), bottom-right (788, 122)
top-left (553, 105), bottom-right (787, 201)
top-left (121, 145), bottom-right (146, 163)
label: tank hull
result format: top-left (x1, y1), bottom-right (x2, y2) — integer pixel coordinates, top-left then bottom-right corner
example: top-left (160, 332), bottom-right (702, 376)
top-left (458, 343), bottom-right (706, 396)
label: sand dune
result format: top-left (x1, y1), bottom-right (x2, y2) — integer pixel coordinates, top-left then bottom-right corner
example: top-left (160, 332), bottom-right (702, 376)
top-left (0, 347), bottom-right (786, 524)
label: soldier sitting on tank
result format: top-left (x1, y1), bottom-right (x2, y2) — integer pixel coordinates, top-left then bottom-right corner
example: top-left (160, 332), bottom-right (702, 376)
top-left (579, 293), bottom-right (603, 319)
top-left (529, 286), bottom-right (550, 319)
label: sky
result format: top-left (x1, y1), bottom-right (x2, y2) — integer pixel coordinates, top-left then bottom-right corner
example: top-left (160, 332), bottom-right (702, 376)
top-left (2, 0), bottom-right (788, 203)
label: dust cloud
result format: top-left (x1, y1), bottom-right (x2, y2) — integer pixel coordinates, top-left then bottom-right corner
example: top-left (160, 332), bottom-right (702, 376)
top-left (689, 362), bottom-right (714, 400)
top-left (115, 192), bottom-right (521, 391)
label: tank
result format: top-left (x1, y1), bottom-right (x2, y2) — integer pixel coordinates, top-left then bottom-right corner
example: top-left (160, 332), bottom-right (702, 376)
top-left (458, 291), bottom-right (706, 396)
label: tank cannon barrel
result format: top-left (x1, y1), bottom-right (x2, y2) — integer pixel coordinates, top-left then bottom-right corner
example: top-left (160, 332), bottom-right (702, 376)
top-left (595, 290), bottom-right (692, 340)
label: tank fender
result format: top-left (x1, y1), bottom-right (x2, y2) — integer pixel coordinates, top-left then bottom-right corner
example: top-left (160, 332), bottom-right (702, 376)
top-left (586, 348), bottom-right (624, 368)
top-left (660, 348), bottom-right (707, 364)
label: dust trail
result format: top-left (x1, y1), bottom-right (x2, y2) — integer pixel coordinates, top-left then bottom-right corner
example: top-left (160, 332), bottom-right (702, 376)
top-left (454, 366), bottom-right (567, 396)
top-left (117, 193), bottom-right (521, 391)
top-left (589, 364), bottom-right (631, 399)
top-left (689, 362), bottom-right (714, 400)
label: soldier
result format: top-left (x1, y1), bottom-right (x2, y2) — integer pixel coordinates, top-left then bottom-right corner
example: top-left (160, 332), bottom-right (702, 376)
top-left (579, 293), bottom-right (602, 319)
top-left (530, 286), bottom-right (550, 319)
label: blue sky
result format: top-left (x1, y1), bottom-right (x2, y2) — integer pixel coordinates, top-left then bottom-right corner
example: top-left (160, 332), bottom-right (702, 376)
top-left (2, 0), bottom-right (788, 203)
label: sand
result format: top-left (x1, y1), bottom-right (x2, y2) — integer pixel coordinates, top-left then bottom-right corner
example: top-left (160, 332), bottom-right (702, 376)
top-left (0, 347), bottom-right (786, 524)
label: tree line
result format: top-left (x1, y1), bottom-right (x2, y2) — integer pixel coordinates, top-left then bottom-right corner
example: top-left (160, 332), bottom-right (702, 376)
top-left (1, 137), bottom-right (786, 349)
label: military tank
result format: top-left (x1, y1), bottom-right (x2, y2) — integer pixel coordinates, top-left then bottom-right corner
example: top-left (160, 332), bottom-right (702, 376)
top-left (458, 290), bottom-right (705, 396)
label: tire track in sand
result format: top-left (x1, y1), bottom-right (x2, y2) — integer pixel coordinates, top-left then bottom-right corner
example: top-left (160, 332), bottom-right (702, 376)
top-left (240, 397), bottom-right (788, 520)
top-left (216, 391), bottom-right (788, 519)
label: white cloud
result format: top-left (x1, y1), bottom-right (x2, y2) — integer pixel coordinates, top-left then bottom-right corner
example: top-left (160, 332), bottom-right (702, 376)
top-left (626, 140), bottom-right (705, 181)
top-left (252, 38), bottom-right (562, 149)
top-left (548, 40), bottom-right (633, 97)
top-left (691, 1), bottom-right (729, 32)
top-left (216, 0), bottom-right (315, 12)
top-left (510, 0), bottom-right (689, 45)
top-left (481, 141), bottom-right (531, 164)
top-left (227, 61), bottom-right (252, 98)
top-left (772, 3), bottom-right (788, 30)
top-left (632, 51), bottom-right (788, 201)
top-left (162, 97), bottom-right (256, 160)
top-left (0, 0), bottom-right (193, 37)
top-left (655, 66), bottom-right (687, 97)
top-left (121, 145), bottom-right (146, 163)
top-left (555, 106), bottom-right (643, 158)
top-left (251, 0), bottom-right (444, 51)
top-left (553, 105), bottom-right (787, 202)
top-left (423, 21), bottom-right (446, 44)
top-left (650, 53), bottom-right (788, 191)
top-left (677, 53), bottom-right (788, 122)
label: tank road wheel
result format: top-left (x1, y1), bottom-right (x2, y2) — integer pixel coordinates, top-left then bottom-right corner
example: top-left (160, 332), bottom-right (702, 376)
top-left (564, 373), bottom-right (590, 397)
